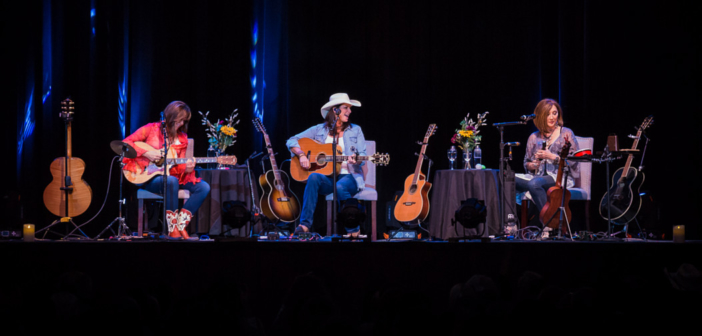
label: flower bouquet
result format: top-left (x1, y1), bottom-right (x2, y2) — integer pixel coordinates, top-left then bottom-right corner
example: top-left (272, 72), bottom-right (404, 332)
top-left (451, 112), bottom-right (488, 168)
top-left (199, 109), bottom-right (240, 153)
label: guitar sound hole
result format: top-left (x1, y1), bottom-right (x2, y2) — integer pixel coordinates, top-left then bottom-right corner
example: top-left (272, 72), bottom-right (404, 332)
top-left (317, 154), bottom-right (326, 164)
top-left (409, 185), bottom-right (417, 194)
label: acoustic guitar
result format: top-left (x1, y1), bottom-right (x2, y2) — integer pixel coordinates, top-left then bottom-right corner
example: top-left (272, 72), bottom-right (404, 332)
top-left (121, 142), bottom-right (237, 185)
top-left (253, 118), bottom-right (301, 223)
top-left (599, 116), bottom-right (653, 224)
top-left (394, 124), bottom-right (437, 223)
top-left (539, 135), bottom-right (572, 234)
top-left (43, 99), bottom-right (93, 217)
top-left (290, 138), bottom-right (390, 182)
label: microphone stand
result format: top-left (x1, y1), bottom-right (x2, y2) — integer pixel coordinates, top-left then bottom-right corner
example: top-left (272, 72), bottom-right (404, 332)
top-left (493, 119), bottom-right (527, 235)
top-left (161, 113), bottom-right (170, 235)
top-left (245, 151), bottom-right (263, 238)
top-left (331, 111), bottom-right (341, 236)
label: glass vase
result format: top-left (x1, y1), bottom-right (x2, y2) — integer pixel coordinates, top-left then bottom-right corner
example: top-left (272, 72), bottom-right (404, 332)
top-left (463, 150), bottom-right (472, 169)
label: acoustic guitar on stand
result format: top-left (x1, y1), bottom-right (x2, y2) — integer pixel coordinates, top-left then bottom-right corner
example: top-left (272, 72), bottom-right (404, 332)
top-left (121, 142), bottom-right (237, 185)
top-left (599, 115), bottom-right (653, 224)
top-left (290, 138), bottom-right (390, 182)
top-left (253, 118), bottom-right (301, 223)
top-left (43, 98), bottom-right (93, 217)
top-left (394, 124), bottom-right (437, 223)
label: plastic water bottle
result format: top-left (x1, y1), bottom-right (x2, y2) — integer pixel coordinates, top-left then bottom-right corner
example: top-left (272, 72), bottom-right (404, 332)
top-left (473, 144), bottom-right (482, 168)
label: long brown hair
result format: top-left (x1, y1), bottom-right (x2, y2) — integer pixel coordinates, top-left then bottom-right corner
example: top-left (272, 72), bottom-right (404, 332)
top-left (533, 98), bottom-right (564, 134)
top-left (163, 101), bottom-right (191, 139)
top-left (324, 104), bottom-right (352, 135)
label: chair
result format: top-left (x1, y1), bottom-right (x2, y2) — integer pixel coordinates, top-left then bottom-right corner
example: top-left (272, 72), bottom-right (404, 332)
top-left (136, 138), bottom-right (194, 236)
top-left (520, 136), bottom-right (593, 230)
top-left (325, 140), bottom-right (378, 241)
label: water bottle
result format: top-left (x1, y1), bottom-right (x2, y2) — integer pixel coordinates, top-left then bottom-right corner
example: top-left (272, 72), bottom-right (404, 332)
top-left (207, 146), bottom-right (217, 169)
top-left (473, 144), bottom-right (482, 168)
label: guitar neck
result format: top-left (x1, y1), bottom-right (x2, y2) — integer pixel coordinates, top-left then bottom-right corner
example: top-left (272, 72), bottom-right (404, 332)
top-left (412, 138), bottom-right (430, 185)
top-left (165, 157), bottom-right (223, 165)
top-left (334, 155), bottom-right (373, 162)
top-left (619, 128), bottom-right (643, 183)
top-left (263, 133), bottom-right (282, 180)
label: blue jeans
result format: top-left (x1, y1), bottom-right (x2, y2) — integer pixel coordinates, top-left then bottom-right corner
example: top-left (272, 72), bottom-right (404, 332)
top-left (516, 175), bottom-right (556, 213)
top-left (141, 176), bottom-right (211, 215)
top-left (300, 173), bottom-right (359, 233)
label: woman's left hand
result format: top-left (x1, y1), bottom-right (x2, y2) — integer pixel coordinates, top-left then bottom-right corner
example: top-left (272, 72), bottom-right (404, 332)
top-left (536, 150), bottom-right (557, 161)
top-left (185, 158), bottom-right (196, 172)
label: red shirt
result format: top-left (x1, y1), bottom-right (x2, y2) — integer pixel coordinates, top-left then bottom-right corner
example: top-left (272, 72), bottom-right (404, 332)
top-left (122, 122), bottom-right (201, 185)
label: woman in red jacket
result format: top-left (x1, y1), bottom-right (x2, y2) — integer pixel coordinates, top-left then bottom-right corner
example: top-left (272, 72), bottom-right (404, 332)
top-left (123, 101), bottom-right (210, 240)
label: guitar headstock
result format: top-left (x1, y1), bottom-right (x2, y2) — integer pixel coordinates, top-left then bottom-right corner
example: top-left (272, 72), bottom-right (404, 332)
top-left (425, 124), bottom-right (437, 139)
top-left (559, 136), bottom-right (572, 160)
top-left (371, 153), bottom-right (390, 166)
top-left (217, 155), bottom-right (237, 165)
top-left (60, 98), bottom-right (75, 120)
top-left (640, 115), bottom-right (654, 132)
top-left (252, 118), bottom-right (267, 135)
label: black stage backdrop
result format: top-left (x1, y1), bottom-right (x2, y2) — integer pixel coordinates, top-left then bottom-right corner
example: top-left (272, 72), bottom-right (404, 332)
top-left (5, 0), bottom-right (701, 238)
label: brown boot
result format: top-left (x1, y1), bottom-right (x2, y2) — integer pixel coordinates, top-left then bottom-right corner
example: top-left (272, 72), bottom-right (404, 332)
top-left (167, 210), bottom-right (181, 239)
top-left (177, 209), bottom-right (198, 241)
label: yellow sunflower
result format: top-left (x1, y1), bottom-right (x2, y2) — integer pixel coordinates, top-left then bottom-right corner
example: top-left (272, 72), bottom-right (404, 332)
top-left (220, 125), bottom-right (237, 136)
top-left (459, 130), bottom-right (473, 138)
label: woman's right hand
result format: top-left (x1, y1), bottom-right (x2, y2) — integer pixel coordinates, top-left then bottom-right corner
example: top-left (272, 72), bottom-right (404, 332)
top-left (143, 150), bottom-right (163, 162)
top-left (527, 160), bottom-right (539, 172)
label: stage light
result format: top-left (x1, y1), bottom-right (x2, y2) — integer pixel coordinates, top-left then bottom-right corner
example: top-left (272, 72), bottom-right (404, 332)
top-left (222, 201), bottom-right (251, 229)
top-left (337, 198), bottom-right (366, 229)
top-left (454, 198), bottom-right (487, 230)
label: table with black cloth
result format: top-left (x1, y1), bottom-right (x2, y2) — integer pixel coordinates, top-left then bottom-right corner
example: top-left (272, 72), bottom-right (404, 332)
top-left (193, 166), bottom-right (262, 236)
top-left (427, 169), bottom-right (516, 239)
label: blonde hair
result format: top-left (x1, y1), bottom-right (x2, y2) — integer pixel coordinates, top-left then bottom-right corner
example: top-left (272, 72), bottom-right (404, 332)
top-left (533, 98), bottom-right (563, 134)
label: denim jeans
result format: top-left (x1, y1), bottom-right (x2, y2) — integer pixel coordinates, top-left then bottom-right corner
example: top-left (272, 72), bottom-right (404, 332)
top-left (516, 175), bottom-right (556, 213)
top-left (141, 175), bottom-right (211, 215)
top-left (300, 173), bottom-right (359, 233)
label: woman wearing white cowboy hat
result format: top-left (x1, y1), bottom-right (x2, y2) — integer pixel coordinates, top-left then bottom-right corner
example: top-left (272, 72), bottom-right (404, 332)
top-left (286, 93), bottom-right (367, 237)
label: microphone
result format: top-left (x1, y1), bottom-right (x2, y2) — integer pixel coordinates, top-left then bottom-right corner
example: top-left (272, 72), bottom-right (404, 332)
top-left (505, 142), bottom-right (521, 147)
top-left (334, 107), bottom-right (341, 115)
top-left (247, 151), bottom-right (263, 160)
top-left (521, 114), bottom-right (536, 121)
top-left (628, 134), bottom-right (639, 139)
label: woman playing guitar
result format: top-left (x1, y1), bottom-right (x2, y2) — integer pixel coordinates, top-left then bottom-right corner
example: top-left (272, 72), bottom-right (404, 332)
top-left (122, 101), bottom-right (211, 240)
top-left (286, 93), bottom-right (367, 237)
top-left (516, 98), bottom-right (578, 224)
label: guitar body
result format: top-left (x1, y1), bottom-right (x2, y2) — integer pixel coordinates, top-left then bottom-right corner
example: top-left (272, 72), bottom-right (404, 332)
top-left (259, 170), bottom-right (301, 222)
top-left (43, 157), bottom-right (93, 217)
top-left (394, 173), bottom-right (432, 223)
top-left (599, 167), bottom-right (645, 224)
top-left (122, 142), bottom-right (178, 184)
top-left (539, 186), bottom-right (571, 234)
top-left (290, 138), bottom-right (341, 181)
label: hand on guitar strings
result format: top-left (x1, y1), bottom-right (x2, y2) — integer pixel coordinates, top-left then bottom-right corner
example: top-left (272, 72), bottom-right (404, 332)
top-left (143, 150), bottom-right (163, 162)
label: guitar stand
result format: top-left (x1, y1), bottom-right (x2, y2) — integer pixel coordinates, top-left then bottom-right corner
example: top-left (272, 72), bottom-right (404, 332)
top-left (37, 217), bottom-right (90, 240)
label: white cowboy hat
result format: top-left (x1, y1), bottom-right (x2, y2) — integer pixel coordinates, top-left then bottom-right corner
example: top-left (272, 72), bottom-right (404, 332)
top-left (320, 93), bottom-right (362, 118)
